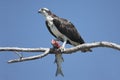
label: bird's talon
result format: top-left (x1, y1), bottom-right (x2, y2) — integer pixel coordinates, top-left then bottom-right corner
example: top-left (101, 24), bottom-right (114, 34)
top-left (59, 47), bottom-right (65, 52)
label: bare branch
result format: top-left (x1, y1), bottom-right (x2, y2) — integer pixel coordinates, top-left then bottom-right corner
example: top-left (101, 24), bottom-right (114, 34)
top-left (0, 41), bottom-right (120, 63)
top-left (8, 49), bottom-right (50, 63)
top-left (0, 47), bottom-right (48, 52)
top-left (63, 41), bottom-right (120, 53)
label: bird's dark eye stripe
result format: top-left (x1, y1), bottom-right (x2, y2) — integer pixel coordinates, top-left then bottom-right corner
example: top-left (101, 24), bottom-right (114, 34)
top-left (45, 10), bottom-right (50, 13)
top-left (42, 9), bottom-right (47, 12)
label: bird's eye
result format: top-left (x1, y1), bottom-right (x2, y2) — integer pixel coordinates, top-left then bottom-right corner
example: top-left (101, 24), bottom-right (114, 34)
top-left (41, 9), bottom-right (45, 12)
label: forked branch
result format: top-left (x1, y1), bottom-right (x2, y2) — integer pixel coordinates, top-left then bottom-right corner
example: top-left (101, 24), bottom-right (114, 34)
top-left (0, 41), bottom-right (119, 63)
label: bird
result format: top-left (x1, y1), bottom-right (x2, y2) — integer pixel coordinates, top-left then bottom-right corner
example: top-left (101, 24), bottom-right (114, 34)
top-left (38, 8), bottom-right (92, 76)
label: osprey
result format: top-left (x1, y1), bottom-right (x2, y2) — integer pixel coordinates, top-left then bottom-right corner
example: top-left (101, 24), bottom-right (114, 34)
top-left (38, 8), bottom-right (92, 76)
top-left (38, 8), bottom-right (91, 52)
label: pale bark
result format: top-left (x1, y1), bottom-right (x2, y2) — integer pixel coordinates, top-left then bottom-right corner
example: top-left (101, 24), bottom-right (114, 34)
top-left (0, 41), bottom-right (119, 63)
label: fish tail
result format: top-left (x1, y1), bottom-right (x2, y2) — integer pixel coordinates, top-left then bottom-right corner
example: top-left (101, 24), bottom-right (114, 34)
top-left (56, 66), bottom-right (64, 77)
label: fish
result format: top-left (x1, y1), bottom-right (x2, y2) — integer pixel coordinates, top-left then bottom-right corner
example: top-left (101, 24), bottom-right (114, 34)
top-left (55, 52), bottom-right (64, 76)
top-left (51, 39), bottom-right (64, 76)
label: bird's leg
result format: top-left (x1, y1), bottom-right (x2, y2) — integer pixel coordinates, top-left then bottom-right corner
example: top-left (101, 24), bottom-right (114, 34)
top-left (52, 37), bottom-right (67, 51)
top-left (62, 40), bottom-right (67, 49)
top-left (59, 40), bottom-right (67, 51)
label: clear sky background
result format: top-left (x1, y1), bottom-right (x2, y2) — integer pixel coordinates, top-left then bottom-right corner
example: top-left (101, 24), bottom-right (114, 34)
top-left (0, 0), bottom-right (120, 80)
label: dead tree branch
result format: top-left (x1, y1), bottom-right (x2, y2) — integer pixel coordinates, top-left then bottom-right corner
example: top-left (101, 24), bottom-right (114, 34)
top-left (64, 41), bottom-right (120, 53)
top-left (0, 41), bottom-right (119, 63)
top-left (8, 49), bottom-right (50, 63)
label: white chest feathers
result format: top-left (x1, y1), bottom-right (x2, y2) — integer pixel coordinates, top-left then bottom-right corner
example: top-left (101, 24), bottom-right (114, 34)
top-left (46, 16), bottom-right (67, 41)
top-left (48, 20), bottom-right (63, 38)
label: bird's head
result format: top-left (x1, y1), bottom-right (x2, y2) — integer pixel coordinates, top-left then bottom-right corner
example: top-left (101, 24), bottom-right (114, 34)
top-left (38, 8), bottom-right (52, 17)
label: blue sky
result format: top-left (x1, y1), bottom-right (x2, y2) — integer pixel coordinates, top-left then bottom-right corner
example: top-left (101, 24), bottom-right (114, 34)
top-left (0, 0), bottom-right (120, 80)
